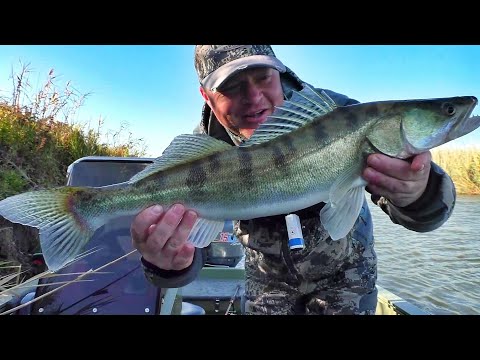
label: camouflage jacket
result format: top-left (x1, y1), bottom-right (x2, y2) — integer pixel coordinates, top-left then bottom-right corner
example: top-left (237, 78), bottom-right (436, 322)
top-left (143, 66), bottom-right (456, 288)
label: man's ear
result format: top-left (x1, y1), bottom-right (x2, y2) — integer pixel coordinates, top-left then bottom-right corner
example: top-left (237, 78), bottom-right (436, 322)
top-left (199, 86), bottom-right (209, 102)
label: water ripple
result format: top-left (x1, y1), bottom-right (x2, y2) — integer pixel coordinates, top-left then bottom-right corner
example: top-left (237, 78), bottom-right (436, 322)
top-left (372, 194), bottom-right (480, 315)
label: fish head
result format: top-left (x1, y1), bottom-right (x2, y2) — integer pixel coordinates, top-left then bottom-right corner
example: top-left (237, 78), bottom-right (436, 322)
top-left (400, 96), bottom-right (479, 155)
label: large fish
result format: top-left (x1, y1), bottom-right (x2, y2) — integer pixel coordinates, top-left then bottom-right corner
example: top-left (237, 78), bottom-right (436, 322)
top-left (0, 86), bottom-right (478, 271)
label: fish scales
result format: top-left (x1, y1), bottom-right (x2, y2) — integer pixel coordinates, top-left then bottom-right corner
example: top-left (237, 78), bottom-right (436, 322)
top-left (0, 85), bottom-right (478, 271)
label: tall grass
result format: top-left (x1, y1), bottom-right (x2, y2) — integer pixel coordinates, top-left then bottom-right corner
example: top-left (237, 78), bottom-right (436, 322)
top-left (432, 146), bottom-right (480, 195)
top-left (0, 61), bottom-right (149, 286)
top-left (0, 61), bottom-right (147, 199)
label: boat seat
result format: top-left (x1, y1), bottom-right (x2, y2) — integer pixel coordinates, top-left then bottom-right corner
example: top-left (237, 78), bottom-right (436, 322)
top-left (181, 302), bottom-right (206, 315)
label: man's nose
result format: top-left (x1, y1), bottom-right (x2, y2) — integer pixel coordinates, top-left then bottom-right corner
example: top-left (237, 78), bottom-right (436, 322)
top-left (241, 82), bottom-right (263, 104)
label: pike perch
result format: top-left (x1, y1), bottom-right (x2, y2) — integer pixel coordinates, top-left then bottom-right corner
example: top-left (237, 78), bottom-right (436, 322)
top-left (0, 86), bottom-right (478, 271)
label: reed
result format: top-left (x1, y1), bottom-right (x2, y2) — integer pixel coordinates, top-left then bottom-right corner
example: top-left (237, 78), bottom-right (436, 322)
top-left (0, 61), bottom-right (147, 200)
top-left (432, 146), bottom-right (480, 195)
top-left (0, 61), bottom-right (149, 288)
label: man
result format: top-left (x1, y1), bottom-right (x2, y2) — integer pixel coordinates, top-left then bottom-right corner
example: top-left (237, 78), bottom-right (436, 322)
top-left (131, 45), bottom-right (456, 314)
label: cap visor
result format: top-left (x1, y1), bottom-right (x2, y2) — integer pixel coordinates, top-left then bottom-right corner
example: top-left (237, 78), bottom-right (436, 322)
top-left (202, 55), bottom-right (286, 91)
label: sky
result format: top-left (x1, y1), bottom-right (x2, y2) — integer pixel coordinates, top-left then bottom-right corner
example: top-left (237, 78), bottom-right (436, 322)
top-left (0, 45), bottom-right (479, 158)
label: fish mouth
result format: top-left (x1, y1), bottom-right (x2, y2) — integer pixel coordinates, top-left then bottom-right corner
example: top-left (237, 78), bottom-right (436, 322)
top-left (464, 96), bottom-right (477, 117)
top-left (448, 96), bottom-right (479, 140)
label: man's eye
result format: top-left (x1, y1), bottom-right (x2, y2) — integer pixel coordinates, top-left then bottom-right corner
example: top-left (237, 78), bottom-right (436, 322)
top-left (258, 75), bottom-right (271, 82)
top-left (221, 84), bottom-right (240, 93)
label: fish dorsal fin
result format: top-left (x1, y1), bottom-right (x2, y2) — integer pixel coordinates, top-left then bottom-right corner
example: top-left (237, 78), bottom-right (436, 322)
top-left (320, 164), bottom-right (368, 241)
top-left (128, 134), bottom-right (231, 183)
top-left (241, 84), bottom-right (337, 147)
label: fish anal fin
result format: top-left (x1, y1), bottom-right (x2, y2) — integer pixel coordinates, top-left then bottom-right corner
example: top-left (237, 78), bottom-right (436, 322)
top-left (187, 218), bottom-right (225, 248)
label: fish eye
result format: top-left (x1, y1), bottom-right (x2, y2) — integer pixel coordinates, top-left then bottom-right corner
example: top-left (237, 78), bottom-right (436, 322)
top-left (442, 103), bottom-right (456, 116)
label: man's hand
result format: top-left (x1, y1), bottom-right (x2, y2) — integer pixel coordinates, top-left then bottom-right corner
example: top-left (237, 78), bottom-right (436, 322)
top-left (363, 152), bottom-right (431, 208)
top-left (131, 204), bottom-right (197, 271)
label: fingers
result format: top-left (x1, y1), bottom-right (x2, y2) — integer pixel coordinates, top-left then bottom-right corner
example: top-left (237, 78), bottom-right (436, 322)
top-left (364, 165), bottom-right (412, 194)
top-left (170, 243), bottom-right (196, 270)
top-left (131, 204), bottom-right (198, 271)
top-left (160, 209), bottom-right (197, 252)
top-left (363, 152), bottom-right (432, 207)
top-left (162, 214), bottom-right (197, 270)
top-left (147, 204), bottom-right (188, 251)
top-left (365, 154), bottom-right (413, 181)
top-left (410, 151), bottom-right (431, 172)
top-left (364, 153), bottom-right (431, 184)
top-left (131, 205), bottom-right (164, 244)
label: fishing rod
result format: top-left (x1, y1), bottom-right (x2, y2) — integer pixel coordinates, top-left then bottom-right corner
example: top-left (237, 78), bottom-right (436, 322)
top-left (224, 284), bottom-right (241, 315)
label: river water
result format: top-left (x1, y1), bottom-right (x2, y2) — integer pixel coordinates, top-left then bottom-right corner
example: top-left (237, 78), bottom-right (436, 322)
top-left (372, 195), bottom-right (480, 315)
top-left (234, 195), bottom-right (480, 315)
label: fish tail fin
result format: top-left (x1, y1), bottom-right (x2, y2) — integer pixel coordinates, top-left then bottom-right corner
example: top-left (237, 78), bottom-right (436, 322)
top-left (0, 187), bottom-right (101, 271)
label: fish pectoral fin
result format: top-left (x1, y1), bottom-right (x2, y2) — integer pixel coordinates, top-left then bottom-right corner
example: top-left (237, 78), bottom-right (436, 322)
top-left (321, 169), bottom-right (367, 240)
top-left (128, 134), bottom-right (232, 183)
top-left (321, 184), bottom-right (366, 241)
top-left (187, 218), bottom-right (226, 248)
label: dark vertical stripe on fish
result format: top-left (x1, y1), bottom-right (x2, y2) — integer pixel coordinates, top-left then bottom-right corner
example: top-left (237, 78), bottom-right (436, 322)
top-left (278, 134), bottom-right (296, 176)
top-left (143, 172), bottom-right (166, 193)
top-left (271, 144), bottom-right (287, 170)
top-left (237, 148), bottom-right (254, 188)
top-left (313, 121), bottom-right (328, 141)
top-left (185, 162), bottom-right (207, 197)
top-left (207, 152), bottom-right (221, 174)
top-left (365, 105), bottom-right (379, 121)
top-left (343, 109), bottom-right (361, 128)
top-left (282, 134), bottom-right (297, 154)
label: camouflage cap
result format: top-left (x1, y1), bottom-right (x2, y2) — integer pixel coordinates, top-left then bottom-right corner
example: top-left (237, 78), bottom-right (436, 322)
top-left (194, 45), bottom-right (286, 91)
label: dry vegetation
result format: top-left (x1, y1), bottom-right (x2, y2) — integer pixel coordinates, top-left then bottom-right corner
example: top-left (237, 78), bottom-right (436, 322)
top-left (0, 61), bottom-right (147, 200)
top-left (432, 146), bottom-right (480, 195)
top-left (0, 61), bottom-right (148, 290)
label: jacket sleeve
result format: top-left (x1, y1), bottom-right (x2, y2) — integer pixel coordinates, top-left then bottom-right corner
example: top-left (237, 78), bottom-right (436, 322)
top-left (371, 162), bottom-right (456, 232)
top-left (141, 247), bottom-right (207, 288)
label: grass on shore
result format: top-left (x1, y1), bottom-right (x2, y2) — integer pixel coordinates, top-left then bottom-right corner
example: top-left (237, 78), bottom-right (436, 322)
top-left (432, 146), bottom-right (480, 195)
top-left (0, 61), bottom-right (147, 200)
top-left (0, 61), bottom-right (149, 296)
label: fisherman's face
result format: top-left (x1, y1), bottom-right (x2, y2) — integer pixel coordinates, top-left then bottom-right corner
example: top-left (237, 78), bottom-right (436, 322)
top-left (200, 67), bottom-right (285, 139)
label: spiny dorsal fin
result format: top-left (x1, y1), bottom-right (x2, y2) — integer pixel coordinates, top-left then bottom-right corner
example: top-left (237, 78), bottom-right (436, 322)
top-left (128, 134), bottom-right (232, 183)
top-left (242, 84), bottom-right (338, 147)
